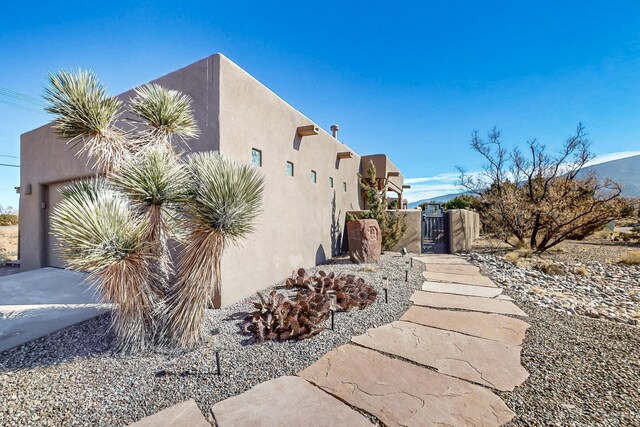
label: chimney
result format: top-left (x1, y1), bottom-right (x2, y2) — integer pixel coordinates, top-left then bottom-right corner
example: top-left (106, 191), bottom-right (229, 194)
top-left (330, 124), bottom-right (340, 139)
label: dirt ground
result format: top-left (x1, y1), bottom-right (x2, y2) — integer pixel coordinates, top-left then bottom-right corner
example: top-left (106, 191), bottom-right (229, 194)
top-left (0, 225), bottom-right (19, 275)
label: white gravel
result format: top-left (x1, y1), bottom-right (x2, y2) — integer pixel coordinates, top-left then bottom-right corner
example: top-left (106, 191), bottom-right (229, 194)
top-left (0, 253), bottom-right (421, 426)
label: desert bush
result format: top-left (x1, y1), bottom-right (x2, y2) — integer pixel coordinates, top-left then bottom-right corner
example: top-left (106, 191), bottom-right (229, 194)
top-left (504, 248), bottom-right (532, 263)
top-left (243, 290), bottom-right (331, 341)
top-left (535, 261), bottom-right (566, 276)
top-left (0, 214), bottom-right (18, 226)
top-left (620, 250), bottom-right (640, 265)
top-left (573, 265), bottom-right (588, 275)
top-left (459, 125), bottom-right (625, 253)
top-left (286, 268), bottom-right (377, 310)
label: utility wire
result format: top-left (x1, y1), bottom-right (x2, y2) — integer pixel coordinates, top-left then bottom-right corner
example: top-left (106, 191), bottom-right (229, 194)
top-left (0, 99), bottom-right (46, 115)
top-left (0, 163), bottom-right (19, 168)
top-left (0, 154), bottom-right (18, 159)
top-left (0, 87), bottom-right (44, 107)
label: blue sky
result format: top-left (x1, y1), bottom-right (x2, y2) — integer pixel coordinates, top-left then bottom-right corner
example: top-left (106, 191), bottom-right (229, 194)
top-left (1, 1), bottom-right (640, 206)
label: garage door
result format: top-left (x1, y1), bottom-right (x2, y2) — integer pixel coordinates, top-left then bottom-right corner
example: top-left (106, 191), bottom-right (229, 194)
top-left (45, 181), bottom-right (71, 268)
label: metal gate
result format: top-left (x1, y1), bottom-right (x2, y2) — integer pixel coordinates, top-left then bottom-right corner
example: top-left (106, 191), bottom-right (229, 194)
top-left (422, 203), bottom-right (447, 253)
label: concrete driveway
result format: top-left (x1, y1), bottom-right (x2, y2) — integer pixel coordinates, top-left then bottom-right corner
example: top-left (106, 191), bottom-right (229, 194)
top-left (0, 268), bottom-right (109, 353)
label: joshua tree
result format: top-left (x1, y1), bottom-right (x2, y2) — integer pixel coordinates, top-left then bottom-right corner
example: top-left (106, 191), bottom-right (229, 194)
top-left (44, 70), bottom-right (264, 352)
top-left (163, 152), bottom-right (264, 348)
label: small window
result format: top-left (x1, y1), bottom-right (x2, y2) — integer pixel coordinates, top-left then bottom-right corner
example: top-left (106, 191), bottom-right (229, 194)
top-left (343, 181), bottom-right (347, 192)
top-left (286, 161), bottom-right (294, 176)
top-left (251, 148), bottom-right (262, 167)
top-left (310, 170), bottom-right (317, 184)
top-left (329, 177), bottom-right (334, 188)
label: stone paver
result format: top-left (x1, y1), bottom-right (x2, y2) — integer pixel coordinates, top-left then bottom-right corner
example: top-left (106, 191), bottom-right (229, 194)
top-left (299, 344), bottom-right (515, 427)
top-left (211, 376), bottom-right (372, 426)
top-left (425, 263), bottom-right (482, 275)
top-left (411, 291), bottom-right (528, 316)
top-left (129, 399), bottom-right (210, 427)
top-left (352, 321), bottom-right (529, 391)
top-left (401, 305), bottom-right (530, 345)
top-left (422, 280), bottom-right (503, 298)
top-left (422, 270), bottom-right (497, 287)
top-left (497, 294), bottom-right (514, 301)
top-left (412, 255), bottom-right (471, 265)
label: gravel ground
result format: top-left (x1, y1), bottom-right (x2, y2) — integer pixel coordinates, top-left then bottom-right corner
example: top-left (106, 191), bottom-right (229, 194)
top-left (0, 253), bottom-right (421, 426)
top-left (499, 297), bottom-right (640, 427)
top-left (466, 252), bottom-right (640, 325)
top-left (464, 253), bottom-right (640, 426)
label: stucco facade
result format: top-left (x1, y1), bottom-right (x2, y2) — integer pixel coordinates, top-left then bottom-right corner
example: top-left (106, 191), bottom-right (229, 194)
top-left (19, 53), bottom-right (405, 306)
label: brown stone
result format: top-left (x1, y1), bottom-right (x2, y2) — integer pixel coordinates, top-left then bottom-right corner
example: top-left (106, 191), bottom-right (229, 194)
top-left (211, 376), bottom-right (372, 426)
top-left (422, 271), bottom-right (497, 287)
top-left (411, 291), bottom-right (528, 317)
top-left (352, 321), bottom-right (529, 391)
top-left (401, 305), bottom-right (530, 345)
top-left (422, 280), bottom-right (503, 298)
top-left (347, 219), bottom-right (382, 263)
top-left (129, 399), bottom-right (210, 427)
top-left (299, 344), bottom-right (515, 427)
top-left (425, 263), bottom-right (481, 275)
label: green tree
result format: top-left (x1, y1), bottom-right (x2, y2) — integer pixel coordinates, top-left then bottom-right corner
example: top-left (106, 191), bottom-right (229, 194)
top-left (442, 194), bottom-right (481, 211)
top-left (358, 161), bottom-right (407, 251)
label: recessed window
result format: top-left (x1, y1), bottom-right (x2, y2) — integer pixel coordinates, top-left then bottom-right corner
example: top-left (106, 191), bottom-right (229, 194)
top-left (286, 161), bottom-right (294, 177)
top-left (329, 177), bottom-right (334, 188)
top-left (310, 170), bottom-right (317, 184)
top-left (251, 148), bottom-right (262, 167)
top-left (343, 182), bottom-right (347, 192)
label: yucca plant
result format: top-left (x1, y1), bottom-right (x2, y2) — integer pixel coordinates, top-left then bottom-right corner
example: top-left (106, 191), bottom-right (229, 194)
top-left (163, 152), bottom-right (264, 349)
top-left (110, 146), bottom-right (187, 298)
top-left (50, 179), bottom-right (157, 352)
top-left (44, 70), bottom-right (129, 172)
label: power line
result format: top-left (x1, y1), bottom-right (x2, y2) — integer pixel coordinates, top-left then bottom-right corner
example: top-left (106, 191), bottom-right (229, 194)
top-left (0, 163), bottom-right (19, 168)
top-left (0, 154), bottom-right (19, 159)
top-left (0, 98), bottom-right (46, 114)
top-left (0, 87), bottom-right (44, 107)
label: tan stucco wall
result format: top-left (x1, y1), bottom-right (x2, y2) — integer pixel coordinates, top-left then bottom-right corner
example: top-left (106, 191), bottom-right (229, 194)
top-left (346, 209), bottom-right (422, 254)
top-left (216, 55), bottom-right (362, 306)
top-left (20, 55), bottom-right (221, 271)
top-left (20, 53), bottom-right (369, 307)
top-left (359, 154), bottom-right (404, 194)
top-left (445, 209), bottom-right (480, 253)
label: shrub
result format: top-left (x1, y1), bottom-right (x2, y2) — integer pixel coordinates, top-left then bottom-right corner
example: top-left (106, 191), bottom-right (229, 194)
top-left (536, 262), bottom-right (565, 276)
top-left (573, 265), bottom-right (588, 275)
top-left (286, 268), bottom-right (377, 311)
top-left (243, 290), bottom-right (330, 341)
top-left (0, 214), bottom-right (18, 226)
top-left (620, 250), bottom-right (640, 265)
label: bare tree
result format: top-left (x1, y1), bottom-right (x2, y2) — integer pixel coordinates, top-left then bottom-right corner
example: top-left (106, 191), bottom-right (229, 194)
top-left (459, 125), bottom-right (624, 252)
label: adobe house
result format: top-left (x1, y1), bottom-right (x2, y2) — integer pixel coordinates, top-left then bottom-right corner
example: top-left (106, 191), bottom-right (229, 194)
top-left (19, 53), bottom-right (412, 307)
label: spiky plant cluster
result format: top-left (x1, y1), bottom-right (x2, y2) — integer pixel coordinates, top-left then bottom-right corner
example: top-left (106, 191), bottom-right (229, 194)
top-left (164, 152), bottom-right (264, 348)
top-left (45, 70), bottom-right (264, 353)
top-left (286, 268), bottom-right (377, 310)
top-left (243, 290), bottom-right (331, 342)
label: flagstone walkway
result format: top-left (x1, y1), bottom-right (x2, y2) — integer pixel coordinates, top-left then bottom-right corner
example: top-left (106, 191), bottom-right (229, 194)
top-left (131, 254), bottom-right (530, 426)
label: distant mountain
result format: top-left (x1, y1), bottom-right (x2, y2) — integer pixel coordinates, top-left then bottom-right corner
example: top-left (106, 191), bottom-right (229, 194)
top-left (406, 154), bottom-right (640, 208)
top-left (580, 154), bottom-right (640, 198)
top-left (407, 191), bottom-right (473, 208)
